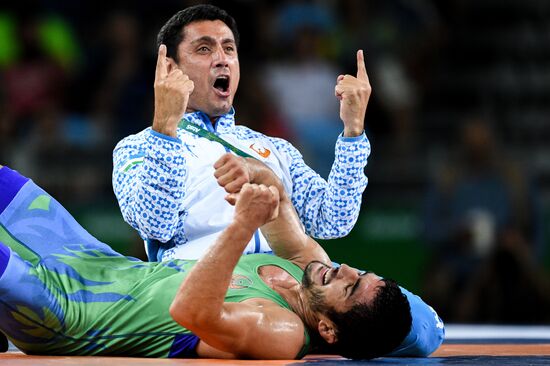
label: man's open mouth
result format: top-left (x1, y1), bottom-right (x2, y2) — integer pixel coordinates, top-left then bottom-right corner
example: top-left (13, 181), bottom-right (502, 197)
top-left (213, 75), bottom-right (230, 93)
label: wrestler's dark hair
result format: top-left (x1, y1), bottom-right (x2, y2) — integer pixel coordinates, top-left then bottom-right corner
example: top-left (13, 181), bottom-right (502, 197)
top-left (157, 4), bottom-right (240, 63)
top-left (327, 279), bottom-right (411, 360)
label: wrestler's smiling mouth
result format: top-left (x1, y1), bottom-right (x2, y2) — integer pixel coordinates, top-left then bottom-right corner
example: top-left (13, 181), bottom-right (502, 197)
top-left (320, 266), bottom-right (338, 285)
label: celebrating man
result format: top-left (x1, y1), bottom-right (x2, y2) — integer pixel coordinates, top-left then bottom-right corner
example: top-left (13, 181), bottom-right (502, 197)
top-left (112, 4), bottom-right (372, 261)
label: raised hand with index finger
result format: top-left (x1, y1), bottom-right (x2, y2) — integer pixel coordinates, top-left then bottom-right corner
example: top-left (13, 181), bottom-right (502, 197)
top-left (152, 44), bottom-right (195, 138)
top-left (334, 50), bottom-right (372, 137)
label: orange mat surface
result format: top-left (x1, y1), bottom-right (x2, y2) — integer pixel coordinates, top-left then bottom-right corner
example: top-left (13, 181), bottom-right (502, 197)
top-left (1, 344), bottom-right (550, 366)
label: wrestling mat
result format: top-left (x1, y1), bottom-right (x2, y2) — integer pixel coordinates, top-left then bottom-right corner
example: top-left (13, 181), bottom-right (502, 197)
top-left (1, 325), bottom-right (550, 365)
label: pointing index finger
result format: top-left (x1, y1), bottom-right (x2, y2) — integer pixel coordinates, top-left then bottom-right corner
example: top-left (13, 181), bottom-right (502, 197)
top-left (356, 49), bottom-right (368, 81)
top-left (155, 44), bottom-right (168, 81)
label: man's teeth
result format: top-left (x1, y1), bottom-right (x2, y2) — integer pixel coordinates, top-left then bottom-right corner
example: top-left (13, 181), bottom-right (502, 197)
top-left (323, 269), bottom-right (330, 285)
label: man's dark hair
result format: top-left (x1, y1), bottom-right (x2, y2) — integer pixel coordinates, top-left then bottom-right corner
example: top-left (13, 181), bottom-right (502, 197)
top-left (156, 4), bottom-right (240, 63)
top-left (327, 279), bottom-right (412, 360)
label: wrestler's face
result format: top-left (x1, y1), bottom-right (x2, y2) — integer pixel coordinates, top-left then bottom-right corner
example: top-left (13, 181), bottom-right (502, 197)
top-left (173, 20), bottom-right (240, 118)
top-left (302, 261), bottom-right (384, 314)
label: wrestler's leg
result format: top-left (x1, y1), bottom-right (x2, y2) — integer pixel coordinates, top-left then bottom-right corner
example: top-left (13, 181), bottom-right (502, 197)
top-left (0, 166), bottom-right (123, 261)
top-left (0, 243), bottom-right (7, 353)
top-left (0, 241), bottom-right (66, 354)
top-left (0, 168), bottom-right (150, 355)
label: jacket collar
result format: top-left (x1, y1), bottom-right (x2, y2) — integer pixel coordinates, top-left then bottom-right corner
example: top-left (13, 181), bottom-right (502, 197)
top-left (184, 107), bottom-right (235, 134)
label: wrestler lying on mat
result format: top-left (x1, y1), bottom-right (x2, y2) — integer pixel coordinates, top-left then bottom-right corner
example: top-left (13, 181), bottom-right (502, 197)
top-left (0, 162), bottom-right (443, 359)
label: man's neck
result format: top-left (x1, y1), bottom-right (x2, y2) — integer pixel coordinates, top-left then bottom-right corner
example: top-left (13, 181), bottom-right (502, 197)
top-left (186, 108), bottom-right (221, 127)
top-left (279, 285), bottom-right (325, 351)
top-left (257, 265), bottom-right (318, 330)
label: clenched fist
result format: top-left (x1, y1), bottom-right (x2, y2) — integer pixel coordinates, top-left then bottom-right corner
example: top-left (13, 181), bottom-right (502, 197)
top-left (335, 50), bottom-right (372, 137)
top-left (152, 44), bottom-right (195, 137)
top-left (229, 183), bottom-right (280, 232)
top-left (214, 153), bottom-right (251, 193)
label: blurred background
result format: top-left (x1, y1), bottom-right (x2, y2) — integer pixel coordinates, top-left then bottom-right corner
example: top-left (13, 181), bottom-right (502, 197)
top-left (1, 0), bottom-right (549, 324)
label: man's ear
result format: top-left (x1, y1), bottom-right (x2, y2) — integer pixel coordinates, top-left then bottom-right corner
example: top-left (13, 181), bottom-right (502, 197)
top-left (317, 318), bottom-right (338, 344)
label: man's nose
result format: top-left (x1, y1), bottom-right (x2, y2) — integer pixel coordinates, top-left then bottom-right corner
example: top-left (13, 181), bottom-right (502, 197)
top-left (213, 47), bottom-right (229, 67)
top-left (338, 264), bottom-right (359, 279)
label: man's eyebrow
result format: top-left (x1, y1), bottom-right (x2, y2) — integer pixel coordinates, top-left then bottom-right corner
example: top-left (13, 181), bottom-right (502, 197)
top-left (191, 36), bottom-right (216, 45)
top-left (190, 36), bottom-right (235, 45)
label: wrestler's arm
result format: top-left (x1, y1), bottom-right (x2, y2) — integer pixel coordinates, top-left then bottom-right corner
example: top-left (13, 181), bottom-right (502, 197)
top-left (170, 184), bottom-right (305, 359)
top-left (259, 184), bottom-right (332, 270)
top-left (220, 155), bottom-right (331, 270)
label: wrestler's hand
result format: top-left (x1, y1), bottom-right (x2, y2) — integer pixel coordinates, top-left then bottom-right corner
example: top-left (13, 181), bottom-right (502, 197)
top-left (152, 44), bottom-right (195, 137)
top-left (229, 183), bottom-right (279, 231)
top-left (335, 50), bottom-right (372, 137)
top-left (214, 153), bottom-right (252, 193)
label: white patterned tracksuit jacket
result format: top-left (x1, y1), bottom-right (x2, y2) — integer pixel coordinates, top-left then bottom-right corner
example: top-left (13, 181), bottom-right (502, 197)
top-left (112, 109), bottom-right (371, 261)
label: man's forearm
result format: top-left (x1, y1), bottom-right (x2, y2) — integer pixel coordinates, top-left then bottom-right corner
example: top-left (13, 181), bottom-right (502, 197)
top-left (294, 134), bottom-right (370, 238)
top-left (249, 161), bottom-right (331, 267)
top-left (260, 194), bottom-right (331, 269)
top-left (170, 221), bottom-right (254, 326)
top-left (247, 159), bottom-right (309, 256)
top-left (247, 157), bottom-right (285, 192)
top-left (266, 134), bottom-right (369, 239)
